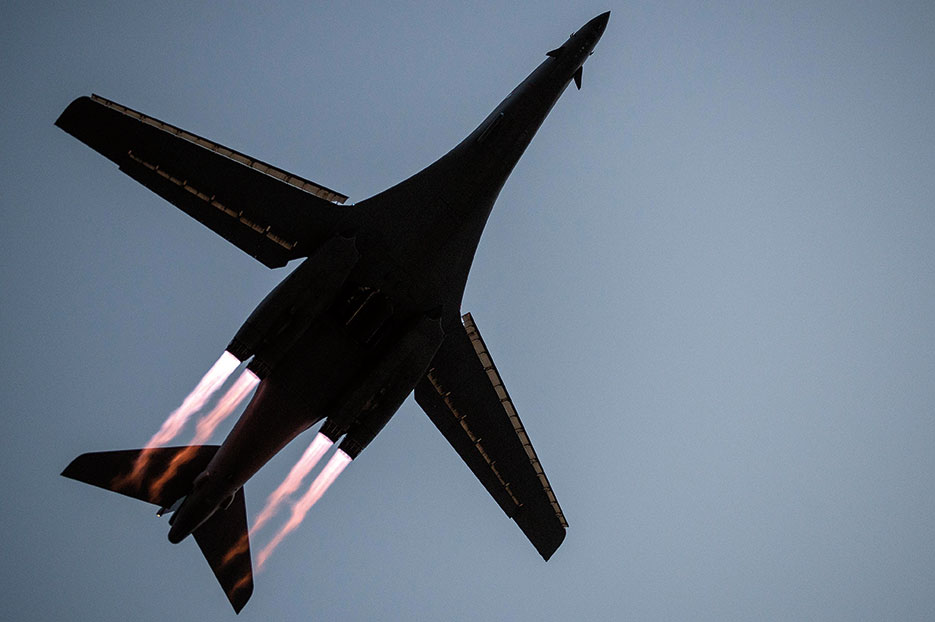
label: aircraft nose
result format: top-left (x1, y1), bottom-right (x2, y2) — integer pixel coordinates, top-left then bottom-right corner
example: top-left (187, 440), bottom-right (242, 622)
top-left (575, 11), bottom-right (609, 47)
top-left (590, 11), bottom-right (610, 36)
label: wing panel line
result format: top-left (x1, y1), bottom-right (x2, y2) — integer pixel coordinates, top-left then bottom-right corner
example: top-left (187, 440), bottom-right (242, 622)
top-left (425, 370), bottom-right (523, 510)
top-left (125, 151), bottom-right (297, 251)
top-left (91, 94), bottom-right (349, 204)
top-left (461, 313), bottom-right (568, 528)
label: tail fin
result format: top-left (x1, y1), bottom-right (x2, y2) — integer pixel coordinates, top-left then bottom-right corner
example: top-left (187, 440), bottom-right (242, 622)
top-left (194, 488), bottom-right (253, 613)
top-left (61, 445), bottom-right (220, 507)
top-left (62, 447), bottom-right (254, 613)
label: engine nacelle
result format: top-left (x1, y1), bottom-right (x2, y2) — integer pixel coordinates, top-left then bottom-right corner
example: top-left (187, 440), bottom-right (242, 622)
top-left (320, 311), bottom-right (444, 457)
top-left (225, 235), bottom-right (359, 377)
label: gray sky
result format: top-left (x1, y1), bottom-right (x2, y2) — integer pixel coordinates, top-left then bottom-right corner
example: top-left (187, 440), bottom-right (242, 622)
top-left (3, 1), bottom-right (935, 620)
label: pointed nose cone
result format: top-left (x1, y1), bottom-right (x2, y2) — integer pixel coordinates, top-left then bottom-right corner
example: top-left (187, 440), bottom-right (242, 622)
top-left (587, 11), bottom-right (610, 37)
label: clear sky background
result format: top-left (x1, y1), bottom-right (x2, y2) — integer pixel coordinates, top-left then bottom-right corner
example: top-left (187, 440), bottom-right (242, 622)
top-left (2, 1), bottom-right (934, 620)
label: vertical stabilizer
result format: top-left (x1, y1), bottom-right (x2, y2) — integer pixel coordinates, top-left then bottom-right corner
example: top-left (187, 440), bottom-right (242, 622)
top-left (193, 488), bottom-right (253, 613)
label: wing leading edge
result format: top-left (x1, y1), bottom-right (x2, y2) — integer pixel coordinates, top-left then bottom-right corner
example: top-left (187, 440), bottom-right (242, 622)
top-left (55, 95), bottom-right (348, 268)
top-left (414, 313), bottom-right (567, 560)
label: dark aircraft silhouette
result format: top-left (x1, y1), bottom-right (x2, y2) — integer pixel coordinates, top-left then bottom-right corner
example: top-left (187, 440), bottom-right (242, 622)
top-left (58, 12), bottom-right (609, 613)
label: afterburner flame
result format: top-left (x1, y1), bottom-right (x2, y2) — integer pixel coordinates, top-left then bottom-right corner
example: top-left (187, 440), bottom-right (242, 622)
top-left (192, 369), bottom-right (259, 444)
top-left (150, 369), bottom-right (260, 496)
top-left (252, 433), bottom-right (333, 534)
top-left (115, 351), bottom-right (240, 487)
top-left (257, 449), bottom-right (353, 569)
top-left (155, 351), bottom-right (241, 445)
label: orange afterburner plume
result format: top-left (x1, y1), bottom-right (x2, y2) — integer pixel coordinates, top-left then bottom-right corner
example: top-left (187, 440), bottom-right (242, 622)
top-left (116, 351), bottom-right (240, 487)
top-left (256, 449), bottom-right (353, 570)
top-left (252, 432), bottom-right (333, 534)
top-left (150, 369), bottom-right (260, 497)
top-left (221, 534), bottom-right (250, 568)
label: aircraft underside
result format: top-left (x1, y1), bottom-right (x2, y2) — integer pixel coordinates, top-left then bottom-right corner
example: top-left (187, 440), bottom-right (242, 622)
top-left (58, 11), bottom-right (608, 613)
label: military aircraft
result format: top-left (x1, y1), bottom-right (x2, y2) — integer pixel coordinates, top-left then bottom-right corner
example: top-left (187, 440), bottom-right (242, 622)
top-left (59, 11), bottom-right (609, 613)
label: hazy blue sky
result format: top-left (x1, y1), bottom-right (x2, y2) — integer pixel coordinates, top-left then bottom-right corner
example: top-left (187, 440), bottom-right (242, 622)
top-left (3, 2), bottom-right (934, 620)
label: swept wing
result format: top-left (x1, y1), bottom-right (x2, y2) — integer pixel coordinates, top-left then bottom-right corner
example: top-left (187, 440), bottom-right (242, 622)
top-left (55, 95), bottom-right (348, 268)
top-left (414, 313), bottom-right (567, 560)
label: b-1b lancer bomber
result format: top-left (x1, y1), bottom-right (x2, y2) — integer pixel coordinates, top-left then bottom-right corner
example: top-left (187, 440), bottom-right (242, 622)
top-left (58, 12), bottom-right (609, 612)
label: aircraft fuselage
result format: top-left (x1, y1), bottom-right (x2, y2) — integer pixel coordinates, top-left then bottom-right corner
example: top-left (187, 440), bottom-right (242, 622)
top-left (59, 12), bottom-right (608, 611)
top-left (164, 12), bottom-right (610, 546)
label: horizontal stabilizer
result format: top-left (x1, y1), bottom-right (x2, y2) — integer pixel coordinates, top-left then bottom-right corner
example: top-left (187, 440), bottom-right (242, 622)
top-left (194, 488), bottom-right (254, 613)
top-left (61, 445), bottom-right (219, 508)
top-left (63, 446), bottom-right (255, 612)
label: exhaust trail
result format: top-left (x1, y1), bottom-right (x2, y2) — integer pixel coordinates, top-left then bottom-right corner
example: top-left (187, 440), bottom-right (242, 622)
top-left (150, 368), bottom-right (260, 497)
top-left (257, 449), bottom-right (353, 570)
top-left (192, 369), bottom-right (259, 444)
top-left (251, 432), bottom-right (333, 534)
top-left (115, 351), bottom-right (241, 487)
top-left (219, 433), bottom-right (332, 576)
top-left (151, 351), bottom-right (242, 445)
